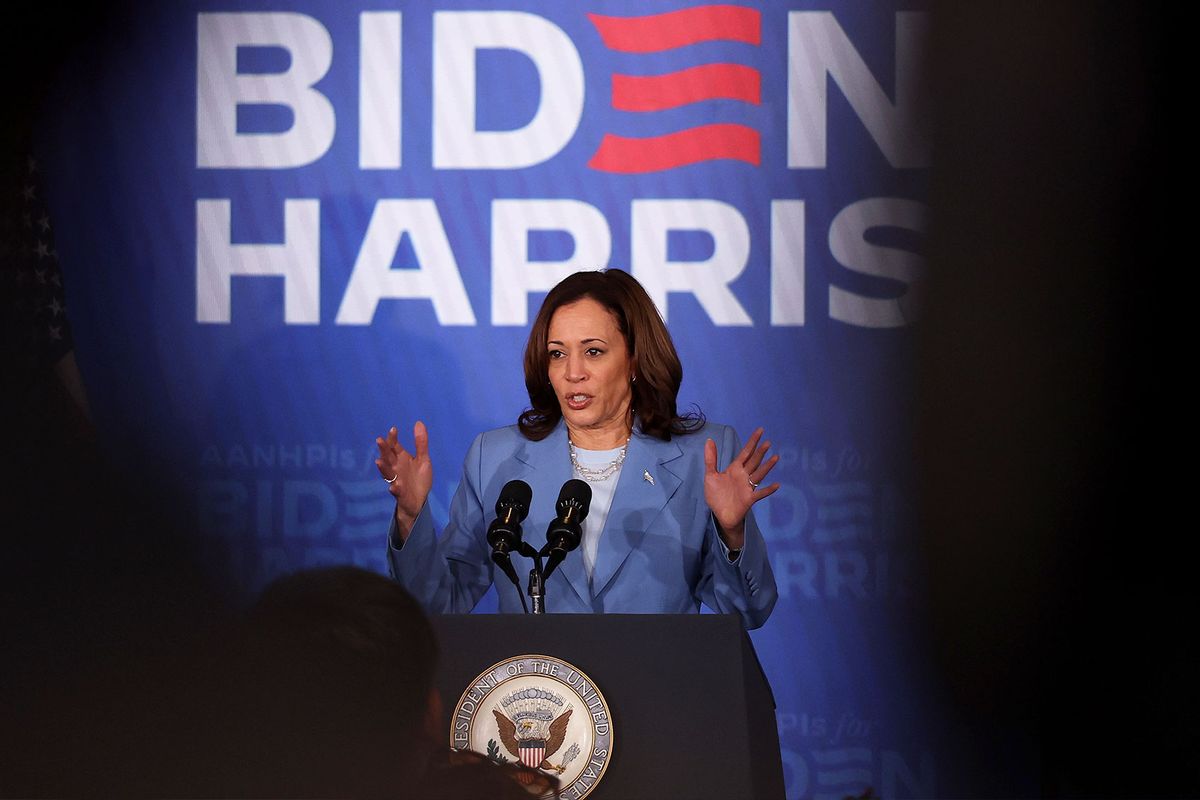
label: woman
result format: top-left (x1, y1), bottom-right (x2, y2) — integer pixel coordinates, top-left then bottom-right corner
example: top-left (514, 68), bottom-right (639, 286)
top-left (376, 270), bottom-right (778, 629)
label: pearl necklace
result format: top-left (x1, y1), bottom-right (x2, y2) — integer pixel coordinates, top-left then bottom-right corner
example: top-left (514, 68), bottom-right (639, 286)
top-left (569, 437), bottom-right (630, 482)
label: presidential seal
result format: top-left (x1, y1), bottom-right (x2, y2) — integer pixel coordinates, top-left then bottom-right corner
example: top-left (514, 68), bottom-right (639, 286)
top-left (450, 654), bottom-right (614, 799)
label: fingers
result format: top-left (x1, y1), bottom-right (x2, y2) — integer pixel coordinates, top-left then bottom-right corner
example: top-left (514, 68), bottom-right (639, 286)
top-left (376, 438), bottom-right (395, 476)
top-left (378, 425), bottom-right (413, 461)
top-left (374, 457), bottom-right (396, 481)
top-left (740, 426), bottom-right (779, 502)
top-left (750, 453), bottom-right (780, 485)
top-left (744, 439), bottom-right (771, 474)
top-left (413, 420), bottom-right (429, 460)
top-left (704, 438), bottom-right (717, 473)
top-left (736, 427), bottom-right (764, 464)
top-left (752, 482), bottom-right (781, 502)
top-left (376, 428), bottom-right (392, 456)
top-left (377, 426), bottom-right (409, 484)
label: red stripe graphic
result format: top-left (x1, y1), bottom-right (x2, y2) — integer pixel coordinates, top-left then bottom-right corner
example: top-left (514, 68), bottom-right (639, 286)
top-left (587, 5), bottom-right (761, 53)
top-left (588, 124), bottom-right (760, 173)
top-left (612, 64), bottom-right (760, 112)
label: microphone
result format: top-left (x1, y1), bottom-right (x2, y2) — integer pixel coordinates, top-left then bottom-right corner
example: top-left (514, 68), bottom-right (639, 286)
top-left (541, 479), bottom-right (591, 581)
top-left (487, 480), bottom-right (532, 590)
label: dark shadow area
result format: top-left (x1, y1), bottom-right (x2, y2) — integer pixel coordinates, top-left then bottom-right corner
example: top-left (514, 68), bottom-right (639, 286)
top-left (0, 6), bottom-right (546, 794)
top-left (1, 4), bottom-right (237, 793)
top-left (917, 2), bottom-right (1190, 796)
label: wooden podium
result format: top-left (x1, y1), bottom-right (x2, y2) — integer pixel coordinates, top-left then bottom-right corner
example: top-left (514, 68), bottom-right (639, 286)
top-left (431, 614), bottom-right (784, 799)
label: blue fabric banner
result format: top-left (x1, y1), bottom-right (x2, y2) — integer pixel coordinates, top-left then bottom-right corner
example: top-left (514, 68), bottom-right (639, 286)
top-left (41, 2), bottom-right (938, 796)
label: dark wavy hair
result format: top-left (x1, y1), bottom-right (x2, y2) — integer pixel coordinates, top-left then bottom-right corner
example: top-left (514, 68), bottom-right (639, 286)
top-left (517, 270), bottom-right (703, 441)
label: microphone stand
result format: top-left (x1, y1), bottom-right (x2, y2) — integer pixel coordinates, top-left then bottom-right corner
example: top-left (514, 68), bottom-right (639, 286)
top-left (527, 564), bottom-right (545, 615)
top-left (528, 484), bottom-right (588, 614)
top-left (505, 480), bottom-right (588, 615)
top-left (517, 542), bottom-right (545, 614)
top-left (486, 480), bottom-right (535, 614)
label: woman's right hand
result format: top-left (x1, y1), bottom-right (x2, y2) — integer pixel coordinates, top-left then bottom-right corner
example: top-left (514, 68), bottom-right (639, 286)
top-left (376, 421), bottom-right (433, 541)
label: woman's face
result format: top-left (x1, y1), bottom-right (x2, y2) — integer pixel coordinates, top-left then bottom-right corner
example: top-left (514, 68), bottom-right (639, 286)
top-left (546, 298), bottom-right (634, 447)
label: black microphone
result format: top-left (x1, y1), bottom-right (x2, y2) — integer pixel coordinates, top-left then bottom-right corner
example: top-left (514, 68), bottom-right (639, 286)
top-left (541, 479), bottom-right (591, 581)
top-left (488, 480), bottom-right (532, 590)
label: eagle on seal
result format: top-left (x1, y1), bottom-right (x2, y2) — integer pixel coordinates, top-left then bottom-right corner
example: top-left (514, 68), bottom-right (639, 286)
top-left (492, 706), bottom-right (573, 772)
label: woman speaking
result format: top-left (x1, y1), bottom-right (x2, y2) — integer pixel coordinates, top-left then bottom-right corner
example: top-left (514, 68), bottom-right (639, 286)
top-left (376, 270), bottom-right (778, 629)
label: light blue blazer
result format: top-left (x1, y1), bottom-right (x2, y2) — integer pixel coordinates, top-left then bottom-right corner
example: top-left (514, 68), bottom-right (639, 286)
top-left (387, 421), bottom-right (777, 629)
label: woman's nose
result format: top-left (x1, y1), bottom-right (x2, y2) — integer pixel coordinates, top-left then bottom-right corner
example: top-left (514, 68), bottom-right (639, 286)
top-left (565, 354), bottom-right (587, 381)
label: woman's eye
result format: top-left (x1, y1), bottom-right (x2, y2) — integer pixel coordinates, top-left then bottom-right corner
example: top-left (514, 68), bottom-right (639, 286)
top-left (586, 347), bottom-right (603, 356)
top-left (548, 350), bottom-right (563, 359)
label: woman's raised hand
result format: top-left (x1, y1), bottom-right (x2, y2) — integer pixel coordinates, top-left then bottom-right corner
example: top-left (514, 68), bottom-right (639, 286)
top-left (376, 421), bottom-right (433, 540)
top-left (703, 427), bottom-right (780, 550)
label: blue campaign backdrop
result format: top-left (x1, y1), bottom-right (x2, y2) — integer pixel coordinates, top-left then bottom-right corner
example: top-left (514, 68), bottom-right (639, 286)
top-left (40, 2), bottom-right (949, 796)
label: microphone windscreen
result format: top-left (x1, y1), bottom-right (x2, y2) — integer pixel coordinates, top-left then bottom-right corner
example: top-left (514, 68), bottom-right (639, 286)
top-left (496, 479), bottom-right (532, 519)
top-left (556, 478), bottom-right (592, 520)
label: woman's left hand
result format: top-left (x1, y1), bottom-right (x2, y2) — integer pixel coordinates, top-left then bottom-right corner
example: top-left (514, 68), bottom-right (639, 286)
top-left (704, 427), bottom-right (780, 550)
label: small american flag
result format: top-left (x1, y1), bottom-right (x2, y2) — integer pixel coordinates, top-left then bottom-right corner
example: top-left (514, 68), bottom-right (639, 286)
top-left (2, 152), bottom-right (73, 374)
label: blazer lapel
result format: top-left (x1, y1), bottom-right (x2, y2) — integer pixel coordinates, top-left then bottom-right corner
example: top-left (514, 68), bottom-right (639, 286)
top-left (589, 432), bottom-right (683, 598)
top-left (517, 424), bottom-right (591, 608)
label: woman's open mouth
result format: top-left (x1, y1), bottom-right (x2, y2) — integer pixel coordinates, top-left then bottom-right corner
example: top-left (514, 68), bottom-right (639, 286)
top-left (565, 393), bottom-right (592, 410)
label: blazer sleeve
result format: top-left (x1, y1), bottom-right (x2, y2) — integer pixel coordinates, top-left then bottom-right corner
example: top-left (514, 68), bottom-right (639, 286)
top-left (695, 424), bottom-right (779, 630)
top-left (386, 433), bottom-right (495, 614)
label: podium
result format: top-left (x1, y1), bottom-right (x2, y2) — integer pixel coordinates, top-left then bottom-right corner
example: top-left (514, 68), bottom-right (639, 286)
top-left (430, 614), bottom-right (784, 800)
